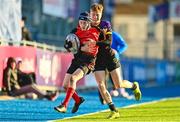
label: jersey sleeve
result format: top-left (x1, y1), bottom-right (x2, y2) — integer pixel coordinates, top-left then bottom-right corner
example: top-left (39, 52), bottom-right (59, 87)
top-left (112, 32), bottom-right (128, 54)
top-left (96, 30), bottom-right (112, 46)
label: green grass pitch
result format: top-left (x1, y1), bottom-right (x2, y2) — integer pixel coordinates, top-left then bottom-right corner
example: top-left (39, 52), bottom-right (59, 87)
top-left (54, 98), bottom-right (180, 122)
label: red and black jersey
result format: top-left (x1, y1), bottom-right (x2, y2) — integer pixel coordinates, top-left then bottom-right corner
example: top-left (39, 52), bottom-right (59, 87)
top-left (72, 26), bottom-right (100, 56)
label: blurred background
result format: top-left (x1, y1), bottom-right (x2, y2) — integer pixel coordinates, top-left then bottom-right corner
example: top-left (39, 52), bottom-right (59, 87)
top-left (0, 0), bottom-right (180, 93)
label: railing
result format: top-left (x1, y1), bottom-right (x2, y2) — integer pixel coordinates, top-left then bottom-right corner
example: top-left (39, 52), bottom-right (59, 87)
top-left (0, 39), bottom-right (65, 52)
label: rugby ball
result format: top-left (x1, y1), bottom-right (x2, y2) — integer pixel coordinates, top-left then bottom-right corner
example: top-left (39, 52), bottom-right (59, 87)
top-left (65, 34), bottom-right (80, 54)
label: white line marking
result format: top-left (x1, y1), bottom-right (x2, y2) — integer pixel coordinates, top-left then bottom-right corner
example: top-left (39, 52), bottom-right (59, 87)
top-left (50, 97), bottom-right (180, 121)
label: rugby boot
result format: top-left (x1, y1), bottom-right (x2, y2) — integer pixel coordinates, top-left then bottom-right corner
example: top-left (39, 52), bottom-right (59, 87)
top-left (71, 97), bottom-right (85, 113)
top-left (54, 105), bottom-right (67, 113)
top-left (133, 82), bottom-right (142, 101)
top-left (107, 111), bottom-right (120, 119)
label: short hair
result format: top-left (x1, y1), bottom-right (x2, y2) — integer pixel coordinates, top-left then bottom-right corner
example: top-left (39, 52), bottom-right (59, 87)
top-left (90, 3), bottom-right (103, 13)
top-left (22, 16), bottom-right (27, 21)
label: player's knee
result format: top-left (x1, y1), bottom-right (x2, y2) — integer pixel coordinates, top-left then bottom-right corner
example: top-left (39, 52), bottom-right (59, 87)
top-left (70, 76), bottom-right (76, 84)
top-left (98, 83), bottom-right (106, 90)
top-left (114, 83), bottom-right (120, 89)
top-left (98, 82), bottom-right (103, 87)
top-left (113, 80), bottom-right (123, 88)
top-left (62, 81), bottom-right (68, 89)
top-left (63, 86), bottom-right (68, 91)
top-left (97, 80), bottom-right (104, 86)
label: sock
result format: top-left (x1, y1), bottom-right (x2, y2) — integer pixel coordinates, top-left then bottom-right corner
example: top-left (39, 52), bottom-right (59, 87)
top-left (64, 86), bottom-right (80, 103)
top-left (72, 91), bottom-right (81, 103)
top-left (132, 83), bottom-right (137, 90)
top-left (62, 87), bottom-right (75, 107)
top-left (108, 102), bottom-right (118, 112)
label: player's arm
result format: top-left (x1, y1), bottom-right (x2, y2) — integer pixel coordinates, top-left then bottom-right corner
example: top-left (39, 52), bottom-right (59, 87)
top-left (80, 39), bottom-right (97, 53)
top-left (96, 30), bottom-right (112, 46)
top-left (117, 40), bottom-right (127, 54)
top-left (114, 32), bottom-right (128, 54)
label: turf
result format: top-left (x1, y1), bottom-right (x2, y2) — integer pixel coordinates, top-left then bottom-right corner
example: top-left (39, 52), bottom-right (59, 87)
top-left (55, 98), bottom-right (180, 122)
top-left (1, 85), bottom-right (180, 121)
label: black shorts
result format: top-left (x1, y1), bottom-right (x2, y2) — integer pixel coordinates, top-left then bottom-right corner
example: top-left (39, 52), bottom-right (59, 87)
top-left (67, 53), bottom-right (96, 75)
top-left (94, 47), bottom-right (120, 72)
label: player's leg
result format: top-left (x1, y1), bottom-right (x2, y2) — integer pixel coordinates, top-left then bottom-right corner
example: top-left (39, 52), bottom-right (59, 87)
top-left (95, 53), bottom-right (109, 104)
top-left (94, 70), bottom-right (120, 119)
top-left (69, 68), bottom-right (85, 113)
top-left (110, 50), bottom-right (132, 98)
top-left (95, 71), bottom-right (112, 103)
top-left (71, 64), bottom-right (93, 113)
top-left (62, 73), bottom-right (83, 106)
top-left (98, 69), bottom-right (109, 104)
top-left (61, 68), bottom-right (84, 109)
top-left (110, 67), bottom-right (133, 88)
top-left (113, 66), bottom-right (133, 98)
top-left (54, 68), bottom-right (84, 113)
top-left (62, 73), bottom-right (71, 90)
top-left (110, 67), bottom-right (141, 101)
top-left (107, 51), bottom-right (142, 101)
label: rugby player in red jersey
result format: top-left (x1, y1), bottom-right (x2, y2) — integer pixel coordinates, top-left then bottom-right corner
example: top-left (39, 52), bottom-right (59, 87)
top-left (54, 12), bottom-right (100, 113)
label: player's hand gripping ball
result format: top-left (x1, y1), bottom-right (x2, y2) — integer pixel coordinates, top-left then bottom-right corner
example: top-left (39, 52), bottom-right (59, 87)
top-left (64, 34), bottom-right (80, 54)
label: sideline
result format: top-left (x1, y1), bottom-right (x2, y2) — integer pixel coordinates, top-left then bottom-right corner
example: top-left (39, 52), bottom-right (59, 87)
top-left (51, 97), bottom-right (180, 121)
